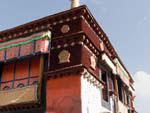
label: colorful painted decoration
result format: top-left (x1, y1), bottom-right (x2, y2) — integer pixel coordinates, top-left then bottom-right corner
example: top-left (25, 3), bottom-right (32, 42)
top-left (0, 31), bottom-right (51, 62)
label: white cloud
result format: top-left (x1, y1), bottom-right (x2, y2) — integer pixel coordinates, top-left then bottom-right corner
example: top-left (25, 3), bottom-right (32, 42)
top-left (134, 71), bottom-right (150, 113)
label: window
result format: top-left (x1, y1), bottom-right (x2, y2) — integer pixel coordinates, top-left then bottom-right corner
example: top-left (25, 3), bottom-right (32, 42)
top-left (118, 78), bottom-right (123, 102)
top-left (102, 71), bottom-right (109, 102)
top-left (123, 88), bottom-right (128, 105)
top-left (0, 56), bottom-right (41, 91)
top-left (108, 75), bottom-right (115, 96)
top-left (100, 69), bottom-right (111, 110)
top-left (117, 77), bottom-right (129, 105)
top-left (128, 109), bottom-right (131, 113)
top-left (127, 94), bottom-right (132, 107)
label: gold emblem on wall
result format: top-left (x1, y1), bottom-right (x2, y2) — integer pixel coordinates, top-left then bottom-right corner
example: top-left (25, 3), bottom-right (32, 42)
top-left (90, 56), bottom-right (96, 70)
top-left (61, 25), bottom-right (70, 33)
top-left (58, 50), bottom-right (71, 63)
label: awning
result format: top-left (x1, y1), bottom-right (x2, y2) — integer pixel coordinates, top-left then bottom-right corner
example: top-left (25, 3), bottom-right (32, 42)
top-left (0, 31), bottom-right (51, 62)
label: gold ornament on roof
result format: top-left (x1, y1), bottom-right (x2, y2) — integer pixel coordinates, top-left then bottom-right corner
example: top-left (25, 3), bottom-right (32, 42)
top-left (70, 0), bottom-right (80, 8)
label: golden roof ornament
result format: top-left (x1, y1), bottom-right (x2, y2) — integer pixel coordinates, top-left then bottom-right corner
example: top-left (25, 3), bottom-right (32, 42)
top-left (70, 0), bottom-right (80, 8)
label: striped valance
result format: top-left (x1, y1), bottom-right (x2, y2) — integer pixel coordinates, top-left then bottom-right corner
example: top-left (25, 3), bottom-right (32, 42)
top-left (0, 31), bottom-right (51, 62)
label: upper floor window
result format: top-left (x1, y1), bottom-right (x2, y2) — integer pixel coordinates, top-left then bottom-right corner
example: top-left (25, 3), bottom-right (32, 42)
top-left (118, 77), bottom-right (123, 102)
top-left (101, 71), bottom-right (109, 102)
top-left (99, 68), bottom-right (112, 110)
top-left (117, 77), bottom-right (129, 105)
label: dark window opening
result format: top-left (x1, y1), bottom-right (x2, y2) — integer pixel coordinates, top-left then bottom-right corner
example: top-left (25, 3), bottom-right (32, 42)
top-left (128, 109), bottom-right (132, 113)
top-left (102, 71), bottom-right (109, 102)
top-left (118, 78), bottom-right (123, 102)
top-left (100, 69), bottom-right (111, 110)
top-left (117, 77), bottom-right (129, 105)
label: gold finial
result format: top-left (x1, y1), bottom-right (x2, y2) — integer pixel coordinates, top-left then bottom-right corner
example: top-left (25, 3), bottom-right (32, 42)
top-left (70, 0), bottom-right (80, 8)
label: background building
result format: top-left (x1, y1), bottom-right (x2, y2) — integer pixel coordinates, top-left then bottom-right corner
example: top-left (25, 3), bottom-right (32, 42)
top-left (0, 3), bottom-right (136, 113)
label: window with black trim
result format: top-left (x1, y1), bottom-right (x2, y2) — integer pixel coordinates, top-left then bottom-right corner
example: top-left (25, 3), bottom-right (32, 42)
top-left (102, 71), bottom-right (109, 102)
top-left (118, 78), bottom-right (123, 102)
top-left (99, 68), bottom-right (111, 110)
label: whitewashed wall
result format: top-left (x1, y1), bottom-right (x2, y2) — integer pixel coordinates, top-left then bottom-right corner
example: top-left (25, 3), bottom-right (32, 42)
top-left (118, 100), bottom-right (128, 113)
top-left (81, 71), bottom-right (112, 113)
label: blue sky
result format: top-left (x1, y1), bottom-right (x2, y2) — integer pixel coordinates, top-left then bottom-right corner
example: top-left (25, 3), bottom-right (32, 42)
top-left (0, 0), bottom-right (149, 113)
